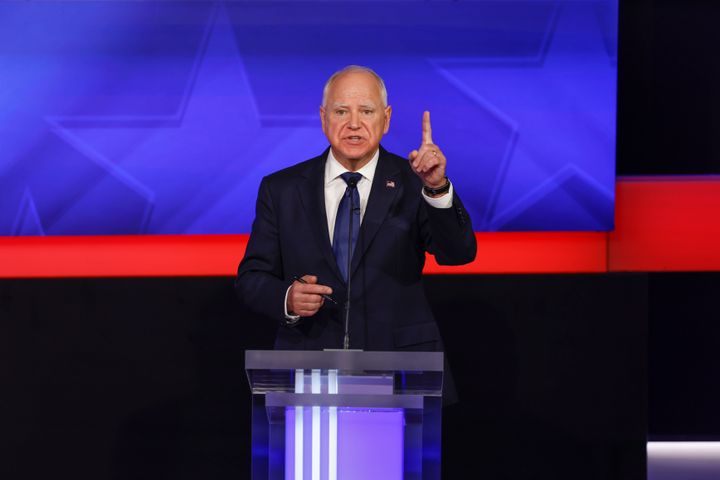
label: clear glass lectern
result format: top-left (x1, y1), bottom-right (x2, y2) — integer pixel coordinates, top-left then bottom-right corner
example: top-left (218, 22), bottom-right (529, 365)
top-left (245, 350), bottom-right (444, 480)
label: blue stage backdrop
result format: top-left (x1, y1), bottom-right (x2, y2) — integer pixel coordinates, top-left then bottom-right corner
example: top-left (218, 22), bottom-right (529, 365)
top-left (0, 0), bottom-right (617, 235)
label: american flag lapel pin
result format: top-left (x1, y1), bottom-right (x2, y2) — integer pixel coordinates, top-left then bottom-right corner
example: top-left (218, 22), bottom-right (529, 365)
top-left (385, 180), bottom-right (395, 188)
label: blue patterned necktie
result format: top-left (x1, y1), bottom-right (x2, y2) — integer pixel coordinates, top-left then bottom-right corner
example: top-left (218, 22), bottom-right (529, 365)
top-left (333, 172), bottom-right (362, 282)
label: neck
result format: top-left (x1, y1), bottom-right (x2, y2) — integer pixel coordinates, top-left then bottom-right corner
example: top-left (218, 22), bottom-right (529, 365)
top-left (331, 148), bottom-right (378, 172)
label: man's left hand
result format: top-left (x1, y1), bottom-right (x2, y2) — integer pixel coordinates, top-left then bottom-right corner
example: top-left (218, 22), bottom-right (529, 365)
top-left (408, 111), bottom-right (448, 191)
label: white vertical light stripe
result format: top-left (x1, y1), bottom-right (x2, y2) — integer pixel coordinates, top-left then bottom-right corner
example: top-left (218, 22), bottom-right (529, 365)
top-left (328, 370), bottom-right (338, 480)
top-left (311, 370), bottom-right (321, 480)
top-left (295, 369), bottom-right (304, 480)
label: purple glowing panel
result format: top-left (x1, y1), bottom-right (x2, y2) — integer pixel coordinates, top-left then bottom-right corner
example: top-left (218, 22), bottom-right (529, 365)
top-left (0, 0), bottom-right (617, 235)
top-left (284, 406), bottom-right (404, 479)
top-left (338, 409), bottom-right (404, 480)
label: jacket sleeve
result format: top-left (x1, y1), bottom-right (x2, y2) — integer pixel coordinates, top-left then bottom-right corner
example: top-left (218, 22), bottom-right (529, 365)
top-left (420, 189), bottom-right (477, 265)
top-left (235, 177), bottom-right (289, 321)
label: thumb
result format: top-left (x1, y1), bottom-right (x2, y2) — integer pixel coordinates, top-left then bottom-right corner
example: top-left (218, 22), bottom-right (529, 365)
top-left (408, 150), bottom-right (419, 161)
top-left (302, 275), bottom-right (318, 284)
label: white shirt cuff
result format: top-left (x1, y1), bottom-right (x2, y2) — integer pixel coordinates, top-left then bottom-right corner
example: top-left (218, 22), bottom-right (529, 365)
top-left (421, 183), bottom-right (454, 209)
top-left (284, 284), bottom-right (301, 323)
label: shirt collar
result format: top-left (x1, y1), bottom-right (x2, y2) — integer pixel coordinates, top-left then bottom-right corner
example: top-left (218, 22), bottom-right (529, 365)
top-left (325, 148), bottom-right (379, 187)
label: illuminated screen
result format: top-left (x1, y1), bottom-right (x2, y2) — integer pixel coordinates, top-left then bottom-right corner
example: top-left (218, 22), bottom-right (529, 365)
top-left (0, 0), bottom-right (617, 235)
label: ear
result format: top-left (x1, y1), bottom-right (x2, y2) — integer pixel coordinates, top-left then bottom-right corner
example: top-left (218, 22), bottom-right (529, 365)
top-left (320, 105), bottom-right (327, 134)
top-left (383, 105), bottom-right (392, 134)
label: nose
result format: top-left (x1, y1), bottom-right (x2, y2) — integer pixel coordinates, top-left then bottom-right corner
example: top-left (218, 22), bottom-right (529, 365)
top-left (348, 110), bottom-right (360, 129)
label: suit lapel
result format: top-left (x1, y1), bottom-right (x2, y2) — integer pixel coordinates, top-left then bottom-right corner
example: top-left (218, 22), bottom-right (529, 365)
top-left (296, 149), bottom-right (345, 284)
top-left (350, 147), bottom-right (401, 279)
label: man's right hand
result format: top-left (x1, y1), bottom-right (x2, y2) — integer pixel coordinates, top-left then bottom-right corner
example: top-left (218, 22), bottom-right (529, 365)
top-left (287, 275), bottom-right (333, 317)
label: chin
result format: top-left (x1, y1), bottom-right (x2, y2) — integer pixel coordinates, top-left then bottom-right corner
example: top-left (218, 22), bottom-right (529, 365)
top-left (338, 145), bottom-right (375, 161)
top-left (335, 148), bottom-right (367, 162)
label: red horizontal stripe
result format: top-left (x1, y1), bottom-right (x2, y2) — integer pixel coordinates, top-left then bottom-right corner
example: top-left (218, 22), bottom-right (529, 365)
top-left (0, 177), bottom-right (719, 277)
top-left (0, 234), bottom-right (247, 278)
top-left (0, 231), bottom-right (605, 278)
top-left (608, 177), bottom-right (720, 271)
top-left (426, 231), bottom-right (607, 274)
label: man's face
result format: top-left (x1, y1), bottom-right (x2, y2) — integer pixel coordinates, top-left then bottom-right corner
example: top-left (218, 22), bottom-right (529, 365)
top-left (320, 71), bottom-right (392, 170)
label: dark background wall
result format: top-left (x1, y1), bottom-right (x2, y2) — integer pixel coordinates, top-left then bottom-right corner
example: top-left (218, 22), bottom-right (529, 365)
top-left (3, 273), bottom-right (719, 479)
top-left (647, 273), bottom-right (720, 438)
top-left (2, 275), bottom-right (648, 480)
top-left (617, 0), bottom-right (720, 175)
top-left (615, 0), bottom-right (720, 446)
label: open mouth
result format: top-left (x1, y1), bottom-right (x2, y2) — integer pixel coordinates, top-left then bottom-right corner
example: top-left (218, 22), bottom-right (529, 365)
top-left (344, 135), bottom-right (364, 144)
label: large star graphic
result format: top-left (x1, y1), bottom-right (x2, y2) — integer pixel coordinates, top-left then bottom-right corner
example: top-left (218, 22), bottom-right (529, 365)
top-left (51, 5), bottom-right (327, 234)
top-left (10, 1), bottom-right (617, 235)
top-left (432, 2), bottom-right (616, 230)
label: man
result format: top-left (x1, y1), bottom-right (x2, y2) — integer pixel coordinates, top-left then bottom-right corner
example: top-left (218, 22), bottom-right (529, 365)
top-left (236, 65), bottom-right (476, 351)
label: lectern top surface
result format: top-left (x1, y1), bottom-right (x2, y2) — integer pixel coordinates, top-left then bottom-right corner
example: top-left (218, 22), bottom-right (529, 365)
top-left (245, 350), bottom-right (443, 371)
top-left (244, 350), bottom-right (444, 395)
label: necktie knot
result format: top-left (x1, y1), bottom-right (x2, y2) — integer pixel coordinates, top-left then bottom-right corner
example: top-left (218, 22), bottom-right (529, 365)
top-left (340, 172), bottom-right (362, 188)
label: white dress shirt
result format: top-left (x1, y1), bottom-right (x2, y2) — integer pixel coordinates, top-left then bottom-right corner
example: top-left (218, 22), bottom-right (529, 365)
top-left (324, 149), bottom-right (377, 245)
top-left (284, 148), bottom-right (454, 320)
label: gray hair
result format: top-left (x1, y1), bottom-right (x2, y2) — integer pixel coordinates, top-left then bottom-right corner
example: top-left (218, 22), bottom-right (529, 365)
top-left (321, 65), bottom-right (388, 108)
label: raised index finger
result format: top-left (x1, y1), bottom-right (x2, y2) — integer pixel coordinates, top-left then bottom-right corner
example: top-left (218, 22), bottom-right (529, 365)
top-left (422, 110), bottom-right (433, 145)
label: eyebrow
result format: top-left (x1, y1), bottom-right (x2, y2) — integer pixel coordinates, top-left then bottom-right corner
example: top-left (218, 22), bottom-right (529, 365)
top-left (330, 103), bottom-right (377, 109)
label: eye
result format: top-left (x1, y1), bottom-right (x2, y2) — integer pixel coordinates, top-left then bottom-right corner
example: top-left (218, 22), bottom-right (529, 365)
top-left (335, 109), bottom-right (347, 116)
top-left (362, 109), bottom-right (374, 115)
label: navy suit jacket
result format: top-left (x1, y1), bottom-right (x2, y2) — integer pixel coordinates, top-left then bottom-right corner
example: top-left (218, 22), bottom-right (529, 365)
top-left (235, 146), bottom-right (476, 351)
